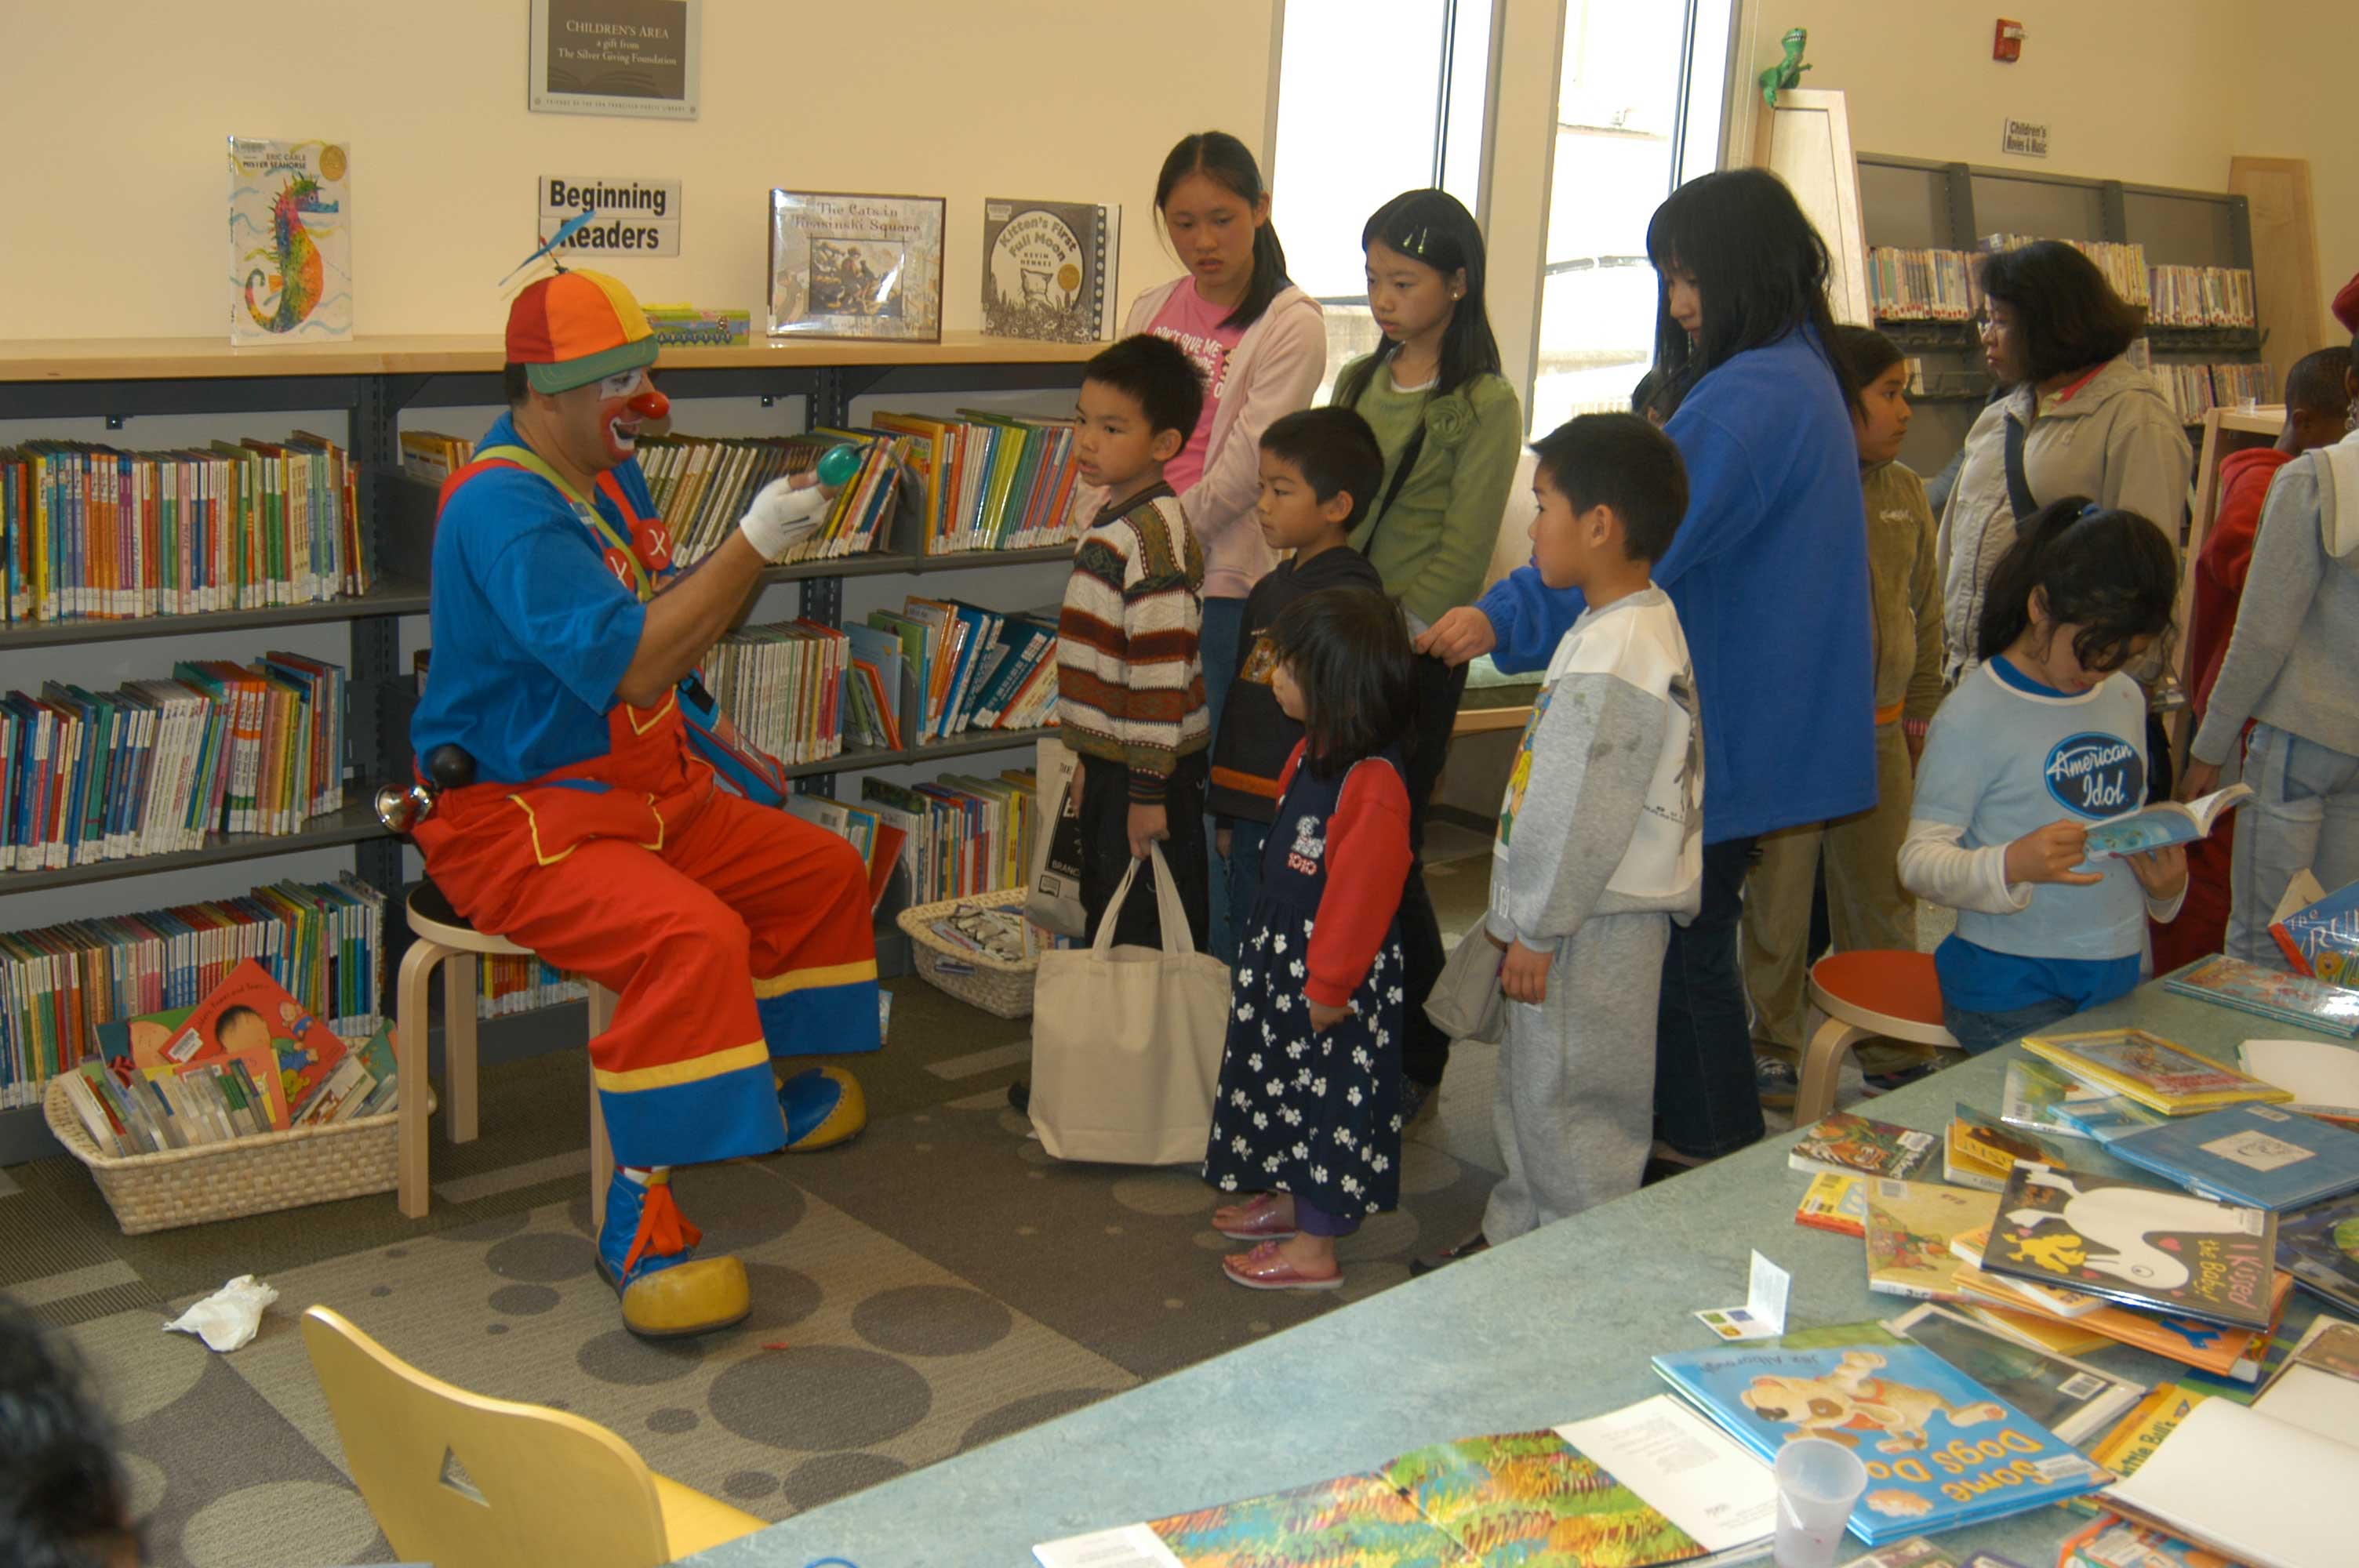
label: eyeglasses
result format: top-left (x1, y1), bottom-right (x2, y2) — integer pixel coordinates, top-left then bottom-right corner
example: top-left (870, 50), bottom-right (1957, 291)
top-left (1975, 314), bottom-right (2008, 336)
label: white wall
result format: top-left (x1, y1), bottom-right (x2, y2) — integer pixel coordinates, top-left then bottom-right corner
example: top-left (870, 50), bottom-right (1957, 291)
top-left (0, 0), bottom-right (1281, 339)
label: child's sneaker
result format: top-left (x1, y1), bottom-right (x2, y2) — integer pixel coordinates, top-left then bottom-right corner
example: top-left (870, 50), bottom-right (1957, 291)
top-left (778, 1064), bottom-right (867, 1152)
top-left (1754, 1050), bottom-right (1799, 1109)
top-left (596, 1168), bottom-right (750, 1339)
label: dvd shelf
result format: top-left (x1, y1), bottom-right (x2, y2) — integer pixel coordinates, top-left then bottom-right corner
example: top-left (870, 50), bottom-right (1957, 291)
top-left (0, 332), bottom-right (1093, 1162)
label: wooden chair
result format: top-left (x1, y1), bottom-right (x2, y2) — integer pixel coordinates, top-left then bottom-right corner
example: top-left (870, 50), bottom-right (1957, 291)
top-left (397, 880), bottom-right (616, 1228)
top-left (1797, 949), bottom-right (1957, 1123)
top-left (300, 1305), bottom-right (762, 1568)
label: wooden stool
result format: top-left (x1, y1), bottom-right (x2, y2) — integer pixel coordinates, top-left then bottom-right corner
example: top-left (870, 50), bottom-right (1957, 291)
top-left (1797, 949), bottom-right (1957, 1124)
top-left (397, 881), bottom-right (615, 1228)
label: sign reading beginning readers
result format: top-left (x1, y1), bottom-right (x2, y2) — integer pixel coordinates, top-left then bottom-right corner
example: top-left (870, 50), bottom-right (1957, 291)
top-left (536, 176), bottom-right (682, 257)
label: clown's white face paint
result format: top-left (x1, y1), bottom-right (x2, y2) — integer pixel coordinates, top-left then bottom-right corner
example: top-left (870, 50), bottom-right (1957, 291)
top-left (596, 368), bottom-right (650, 463)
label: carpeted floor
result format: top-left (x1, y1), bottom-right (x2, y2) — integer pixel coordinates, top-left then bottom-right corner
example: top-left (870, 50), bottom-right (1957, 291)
top-left (5, 826), bottom-right (1513, 1568)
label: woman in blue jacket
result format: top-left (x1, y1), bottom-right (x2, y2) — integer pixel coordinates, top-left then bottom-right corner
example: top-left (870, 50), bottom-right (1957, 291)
top-left (1419, 168), bottom-right (1877, 1163)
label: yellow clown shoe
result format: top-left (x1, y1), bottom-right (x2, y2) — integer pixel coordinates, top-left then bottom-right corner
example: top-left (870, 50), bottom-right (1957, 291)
top-left (777, 1063), bottom-right (866, 1152)
top-left (595, 1168), bottom-right (750, 1339)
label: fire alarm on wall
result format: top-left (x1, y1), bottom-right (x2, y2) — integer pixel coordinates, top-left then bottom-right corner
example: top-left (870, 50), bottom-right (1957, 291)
top-left (1994, 19), bottom-right (2025, 61)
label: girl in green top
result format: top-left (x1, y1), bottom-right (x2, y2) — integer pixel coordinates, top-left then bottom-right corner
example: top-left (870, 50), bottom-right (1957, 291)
top-left (1330, 190), bottom-right (1523, 1112)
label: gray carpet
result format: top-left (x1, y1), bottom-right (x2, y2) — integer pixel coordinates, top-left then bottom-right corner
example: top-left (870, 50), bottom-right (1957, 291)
top-left (6, 830), bottom-right (1510, 1568)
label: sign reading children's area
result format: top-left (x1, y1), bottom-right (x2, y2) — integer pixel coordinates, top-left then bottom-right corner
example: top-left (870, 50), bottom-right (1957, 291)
top-left (529, 0), bottom-right (700, 121)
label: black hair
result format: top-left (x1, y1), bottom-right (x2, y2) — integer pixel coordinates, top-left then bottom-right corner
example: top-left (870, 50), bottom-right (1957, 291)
top-left (1644, 168), bottom-right (1854, 419)
top-left (215, 1004), bottom-right (264, 1036)
top-left (0, 1298), bottom-right (137, 1568)
top-left (1332, 190), bottom-right (1504, 407)
top-left (1629, 368), bottom-right (1670, 421)
top-left (1264, 587), bottom-right (1416, 779)
top-left (1529, 413), bottom-right (1689, 564)
top-left (1976, 242), bottom-right (2146, 383)
top-left (1976, 495), bottom-right (2177, 672)
top-left (2286, 345), bottom-right (2354, 414)
top-left (1081, 334), bottom-right (1205, 446)
top-left (1258, 408), bottom-right (1386, 532)
top-left (1155, 132), bottom-right (1290, 331)
top-left (1829, 325), bottom-right (1906, 417)
top-left (503, 362), bottom-right (531, 405)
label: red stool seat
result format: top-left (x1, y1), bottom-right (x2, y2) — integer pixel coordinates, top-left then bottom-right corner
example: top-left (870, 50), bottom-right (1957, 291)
top-left (1793, 950), bottom-right (1958, 1123)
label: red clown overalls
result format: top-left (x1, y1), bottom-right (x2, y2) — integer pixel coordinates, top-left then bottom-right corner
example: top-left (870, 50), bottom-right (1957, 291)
top-left (411, 446), bottom-right (879, 1172)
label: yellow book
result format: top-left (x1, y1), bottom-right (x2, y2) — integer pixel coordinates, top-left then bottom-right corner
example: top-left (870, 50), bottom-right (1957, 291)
top-left (2019, 1027), bottom-right (2293, 1114)
top-left (1863, 1178), bottom-right (1997, 1301)
top-left (1792, 1171), bottom-right (1867, 1238)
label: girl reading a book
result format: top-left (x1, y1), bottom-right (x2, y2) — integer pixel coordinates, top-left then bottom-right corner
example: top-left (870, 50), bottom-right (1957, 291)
top-left (1901, 499), bottom-right (2188, 1055)
top-left (1203, 588), bottom-right (1416, 1291)
top-left (1329, 189), bottom-right (1524, 1127)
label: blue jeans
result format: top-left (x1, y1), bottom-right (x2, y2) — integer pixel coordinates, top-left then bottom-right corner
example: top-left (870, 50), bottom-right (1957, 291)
top-left (1201, 594), bottom-right (1248, 963)
top-left (2228, 721), bottom-right (2359, 964)
top-left (1941, 995), bottom-right (2081, 1057)
top-left (1215, 819), bottom-right (1271, 965)
top-left (1655, 834), bottom-right (1765, 1158)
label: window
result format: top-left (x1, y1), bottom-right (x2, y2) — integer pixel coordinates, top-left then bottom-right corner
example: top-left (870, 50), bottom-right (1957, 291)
top-left (1270, 0), bottom-right (1494, 402)
top-left (1528, 0), bottom-right (1732, 435)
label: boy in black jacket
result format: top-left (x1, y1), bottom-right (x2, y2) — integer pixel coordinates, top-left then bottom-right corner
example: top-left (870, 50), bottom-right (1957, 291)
top-left (1208, 407), bottom-right (1390, 962)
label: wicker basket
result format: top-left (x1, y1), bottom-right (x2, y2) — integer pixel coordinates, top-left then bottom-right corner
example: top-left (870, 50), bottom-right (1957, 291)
top-left (45, 1075), bottom-right (436, 1236)
top-left (896, 887), bottom-right (1041, 1019)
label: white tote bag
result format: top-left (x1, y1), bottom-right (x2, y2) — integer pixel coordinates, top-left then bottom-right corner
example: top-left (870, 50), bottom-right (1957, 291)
top-left (1027, 844), bottom-right (1230, 1164)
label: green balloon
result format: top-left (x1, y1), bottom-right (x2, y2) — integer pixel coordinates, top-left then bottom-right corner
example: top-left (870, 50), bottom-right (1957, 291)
top-left (816, 444), bottom-right (862, 488)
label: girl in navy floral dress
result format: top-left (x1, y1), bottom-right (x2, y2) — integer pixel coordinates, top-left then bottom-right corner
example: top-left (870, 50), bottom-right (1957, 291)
top-left (1203, 588), bottom-right (1416, 1290)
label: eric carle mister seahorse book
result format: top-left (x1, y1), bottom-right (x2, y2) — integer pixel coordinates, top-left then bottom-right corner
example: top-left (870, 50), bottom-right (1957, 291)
top-left (228, 137), bottom-right (352, 344)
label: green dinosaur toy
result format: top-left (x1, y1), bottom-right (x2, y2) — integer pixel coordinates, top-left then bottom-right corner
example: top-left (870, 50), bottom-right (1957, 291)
top-left (1758, 27), bottom-right (1811, 108)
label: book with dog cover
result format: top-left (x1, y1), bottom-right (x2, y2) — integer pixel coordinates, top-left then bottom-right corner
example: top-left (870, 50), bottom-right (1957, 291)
top-left (1650, 1341), bottom-right (2106, 1544)
top-left (1981, 1164), bottom-right (2277, 1330)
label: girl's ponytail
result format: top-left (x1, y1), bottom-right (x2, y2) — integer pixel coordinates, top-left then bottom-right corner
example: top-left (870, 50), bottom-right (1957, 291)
top-left (1975, 496), bottom-right (2177, 672)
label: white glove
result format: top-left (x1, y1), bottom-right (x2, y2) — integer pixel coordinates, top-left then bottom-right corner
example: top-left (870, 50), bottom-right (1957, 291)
top-left (738, 474), bottom-right (833, 560)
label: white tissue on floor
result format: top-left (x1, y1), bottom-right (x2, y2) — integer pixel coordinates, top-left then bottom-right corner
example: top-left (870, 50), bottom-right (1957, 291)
top-left (164, 1274), bottom-right (279, 1352)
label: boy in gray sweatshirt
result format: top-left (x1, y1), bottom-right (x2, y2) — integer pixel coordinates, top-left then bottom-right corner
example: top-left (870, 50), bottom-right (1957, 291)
top-left (1459, 416), bottom-right (1704, 1260)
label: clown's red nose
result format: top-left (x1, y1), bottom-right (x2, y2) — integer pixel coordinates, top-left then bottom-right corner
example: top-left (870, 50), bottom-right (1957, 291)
top-left (627, 388), bottom-right (671, 420)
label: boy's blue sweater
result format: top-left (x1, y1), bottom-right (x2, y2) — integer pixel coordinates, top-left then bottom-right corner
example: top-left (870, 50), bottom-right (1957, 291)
top-left (1478, 331), bottom-right (1876, 845)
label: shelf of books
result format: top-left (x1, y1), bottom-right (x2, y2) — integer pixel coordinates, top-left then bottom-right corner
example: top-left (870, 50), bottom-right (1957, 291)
top-left (0, 336), bottom-right (1089, 1163)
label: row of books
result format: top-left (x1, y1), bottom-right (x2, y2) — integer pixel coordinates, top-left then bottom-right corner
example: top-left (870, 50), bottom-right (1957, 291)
top-left (634, 429), bottom-right (909, 566)
top-left (868, 409), bottom-right (1082, 554)
top-left (1, 434), bottom-right (367, 626)
top-left (1866, 245), bottom-right (1983, 321)
top-left (707, 618), bottom-right (849, 767)
top-left (0, 874), bottom-right (385, 1107)
top-left (1980, 234), bottom-right (2153, 307)
top-left (1, 653), bottom-right (349, 873)
top-left (473, 955), bottom-right (586, 1020)
top-left (2150, 361), bottom-right (2275, 422)
top-left (859, 598), bottom-right (1060, 751)
top-left (857, 766), bottom-right (1040, 906)
top-left (59, 957), bottom-right (398, 1157)
top-left (2147, 264), bottom-right (2259, 328)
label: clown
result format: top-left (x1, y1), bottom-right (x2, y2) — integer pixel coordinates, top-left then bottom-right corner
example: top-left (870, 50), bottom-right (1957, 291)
top-left (406, 268), bottom-right (879, 1338)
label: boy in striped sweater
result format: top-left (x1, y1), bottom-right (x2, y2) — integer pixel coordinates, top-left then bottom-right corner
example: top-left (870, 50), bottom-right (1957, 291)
top-left (1058, 334), bottom-right (1213, 949)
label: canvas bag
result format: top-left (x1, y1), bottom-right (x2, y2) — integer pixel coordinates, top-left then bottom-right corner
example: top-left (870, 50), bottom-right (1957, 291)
top-left (1023, 736), bottom-right (1089, 938)
top-left (1027, 844), bottom-right (1229, 1164)
top-left (1423, 926), bottom-right (1507, 1044)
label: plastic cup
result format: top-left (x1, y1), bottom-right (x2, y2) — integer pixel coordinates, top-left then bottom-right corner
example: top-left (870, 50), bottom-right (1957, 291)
top-left (1772, 1438), bottom-right (1867, 1568)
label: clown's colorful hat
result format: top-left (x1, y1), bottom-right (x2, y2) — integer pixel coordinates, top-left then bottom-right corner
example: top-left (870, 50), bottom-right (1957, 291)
top-left (507, 270), bottom-right (658, 394)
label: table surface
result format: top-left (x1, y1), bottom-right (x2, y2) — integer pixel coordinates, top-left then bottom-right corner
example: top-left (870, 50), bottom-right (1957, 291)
top-left (682, 982), bottom-right (2341, 1568)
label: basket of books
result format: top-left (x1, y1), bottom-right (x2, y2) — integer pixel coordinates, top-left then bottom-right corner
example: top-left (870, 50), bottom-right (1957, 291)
top-left (896, 889), bottom-right (1048, 1019)
top-left (44, 958), bottom-right (417, 1235)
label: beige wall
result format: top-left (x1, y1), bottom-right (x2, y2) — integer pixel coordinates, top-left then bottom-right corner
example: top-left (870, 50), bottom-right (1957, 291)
top-left (1731, 0), bottom-right (2355, 343)
top-left (0, 0), bottom-right (1280, 339)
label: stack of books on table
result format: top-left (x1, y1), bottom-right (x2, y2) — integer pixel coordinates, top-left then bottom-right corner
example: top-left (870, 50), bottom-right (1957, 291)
top-left (3, 652), bottom-right (349, 868)
top-left (57, 956), bottom-right (399, 1156)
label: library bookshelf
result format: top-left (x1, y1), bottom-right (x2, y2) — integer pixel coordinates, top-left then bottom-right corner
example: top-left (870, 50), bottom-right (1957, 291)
top-left (0, 333), bottom-right (1092, 1162)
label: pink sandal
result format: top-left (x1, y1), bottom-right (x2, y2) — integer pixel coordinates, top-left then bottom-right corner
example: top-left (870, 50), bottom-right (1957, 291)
top-left (1212, 1193), bottom-right (1297, 1240)
top-left (1222, 1240), bottom-right (1343, 1292)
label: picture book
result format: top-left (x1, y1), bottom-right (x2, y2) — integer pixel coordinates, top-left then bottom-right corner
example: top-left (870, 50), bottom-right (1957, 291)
top-left (1997, 1058), bottom-right (2103, 1142)
top-left (1943, 1106), bottom-right (2064, 1192)
top-left (2161, 953), bottom-right (2359, 1038)
top-left (1383, 1428), bottom-right (1722, 1566)
top-left (1795, 1171), bottom-right (1870, 1238)
top-left (2277, 1191), bottom-right (2359, 1314)
top-left (2268, 872), bottom-right (2359, 987)
top-left (2108, 1103), bottom-right (2359, 1211)
top-left (1882, 1302), bottom-right (2144, 1443)
top-left (2098, 1394), bottom-right (2359, 1568)
top-left (2082, 1384), bottom-right (2211, 1488)
top-left (2238, 1037), bottom-right (2359, 1123)
top-left (2077, 785), bottom-right (2249, 861)
top-left (2058, 1512), bottom-right (2243, 1568)
top-left (227, 137), bottom-right (351, 344)
top-left (1961, 1253), bottom-right (2290, 1381)
top-left (1863, 1179), bottom-right (1997, 1301)
top-left (1964, 1303), bottom-right (2113, 1359)
top-left (2053, 1092), bottom-right (2168, 1145)
top-left (767, 190), bottom-right (945, 343)
top-left (96, 959), bottom-right (329, 1079)
top-left (1949, 1225), bottom-right (2103, 1317)
top-left (2017, 1027), bottom-right (2291, 1115)
top-left (1032, 1472), bottom-right (1467, 1568)
top-left (1838, 1541), bottom-right (1961, 1568)
top-left (1649, 1341), bottom-right (2107, 1544)
top-left (980, 198), bottom-right (1121, 343)
top-left (1982, 1164), bottom-right (2277, 1330)
top-left (1788, 1112), bottom-right (1938, 1181)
